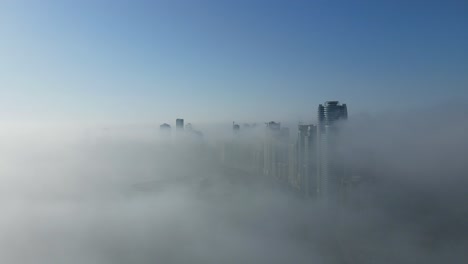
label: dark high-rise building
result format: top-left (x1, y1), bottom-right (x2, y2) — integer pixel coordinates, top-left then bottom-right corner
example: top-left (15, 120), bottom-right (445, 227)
top-left (176, 118), bottom-right (184, 131)
top-left (318, 101), bottom-right (347, 125)
top-left (317, 101), bottom-right (348, 201)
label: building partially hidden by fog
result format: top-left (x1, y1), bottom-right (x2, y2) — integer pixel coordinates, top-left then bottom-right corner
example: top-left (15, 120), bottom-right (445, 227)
top-left (159, 123), bottom-right (171, 138)
top-left (317, 101), bottom-right (348, 201)
top-left (176, 118), bottom-right (184, 131)
top-left (266, 121), bottom-right (281, 131)
top-left (318, 101), bottom-right (348, 125)
top-left (294, 124), bottom-right (318, 198)
top-left (160, 123), bottom-right (171, 130)
top-left (217, 101), bottom-right (353, 204)
top-left (263, 121), bottom-right (289, 183)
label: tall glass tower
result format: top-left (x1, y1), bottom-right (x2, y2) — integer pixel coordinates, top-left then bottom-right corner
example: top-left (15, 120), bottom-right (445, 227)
top-left (317, 101), bottom-right (348, 201)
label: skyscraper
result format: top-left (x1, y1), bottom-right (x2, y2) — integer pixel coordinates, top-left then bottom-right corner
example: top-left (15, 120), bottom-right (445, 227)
top-left (317, 101), bottom-right (348, 202)
top-left (296, 124), bottom-right (318, 197)
top-left (263, 122), bottom-right (289, 183)
top-left (176, 118), bottom-right (184, 131)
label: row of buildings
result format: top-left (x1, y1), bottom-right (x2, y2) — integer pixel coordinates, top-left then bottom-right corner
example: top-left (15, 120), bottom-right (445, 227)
top-left (160, 101), bottom-right (372, 205)
top-left (159, 118), bottom-right (203, 139)
top-left (221, 101), bottom-right (365, 204)
top-left (160, 118), bottom-right (185, 132)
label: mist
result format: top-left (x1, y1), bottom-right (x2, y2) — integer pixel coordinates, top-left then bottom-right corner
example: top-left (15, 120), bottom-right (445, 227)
top-left (1, 104), bottom-right (467, 264)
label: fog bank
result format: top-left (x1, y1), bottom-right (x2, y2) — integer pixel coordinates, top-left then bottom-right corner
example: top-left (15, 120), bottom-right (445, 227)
top-left (1, 105), bottom-right (467, 264)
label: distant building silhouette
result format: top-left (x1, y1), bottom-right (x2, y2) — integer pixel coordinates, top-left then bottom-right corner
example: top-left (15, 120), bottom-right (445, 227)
top-left (176, 118), bottom-right (184, 131)
top-left (160, 123), bottom-right (171, 130)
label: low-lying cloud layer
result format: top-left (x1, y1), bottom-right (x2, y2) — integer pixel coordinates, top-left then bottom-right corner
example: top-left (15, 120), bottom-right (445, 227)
top-left (1, 105), bottom-right (467, 264)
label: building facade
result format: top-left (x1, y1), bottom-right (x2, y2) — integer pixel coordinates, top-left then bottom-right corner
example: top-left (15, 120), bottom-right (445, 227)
top-left (295, 124), bottom-right (318, 198)
top-left (317, 101), bottom-right (348, 201)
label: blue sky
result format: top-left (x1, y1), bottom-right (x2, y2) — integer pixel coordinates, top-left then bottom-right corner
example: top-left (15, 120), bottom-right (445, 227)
top-left (1, 0), bottom-right (467, 124)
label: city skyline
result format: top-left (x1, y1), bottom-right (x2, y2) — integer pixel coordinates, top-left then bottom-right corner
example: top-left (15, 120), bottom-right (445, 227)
top-left (213, 101), bottom-right (352, 204)
top-left (1, 1), bottom-right (467, 263)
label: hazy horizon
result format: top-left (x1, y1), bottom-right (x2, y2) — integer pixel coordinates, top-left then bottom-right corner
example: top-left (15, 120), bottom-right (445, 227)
top-left (1, 1), bottom-right (467, 264)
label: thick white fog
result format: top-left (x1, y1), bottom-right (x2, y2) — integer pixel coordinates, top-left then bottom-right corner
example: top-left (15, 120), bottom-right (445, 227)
top-left (1, 105), bottom-right (467, 264)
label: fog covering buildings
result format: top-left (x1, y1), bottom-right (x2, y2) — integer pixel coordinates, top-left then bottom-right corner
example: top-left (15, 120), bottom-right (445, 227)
top-left (294, 124), bottom-right (318, 197)
top-left (159, 123), bottom-right (171, 137)
top-left (220, 101), bottom-right (358, 205)
top-left (1, 102), bottom-right (467, 264)
top-left (317, 101), bottom-right (348, 202)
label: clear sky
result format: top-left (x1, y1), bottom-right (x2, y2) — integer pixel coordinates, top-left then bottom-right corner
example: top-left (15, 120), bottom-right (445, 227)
top-left (1, 0), bottom-right (467, 124)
